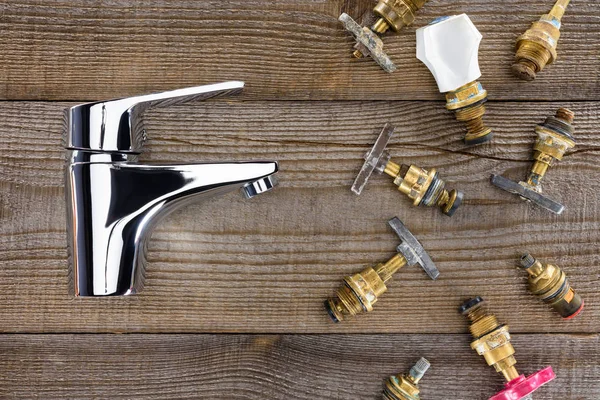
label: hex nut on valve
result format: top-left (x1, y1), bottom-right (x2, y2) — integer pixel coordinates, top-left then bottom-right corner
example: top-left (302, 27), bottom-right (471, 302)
top-left (383, 358), bottom-right (430, 400)
top-left (416, 14), bottom-right (493, 145)
top-left (519, 253), bottom-right (584, 319)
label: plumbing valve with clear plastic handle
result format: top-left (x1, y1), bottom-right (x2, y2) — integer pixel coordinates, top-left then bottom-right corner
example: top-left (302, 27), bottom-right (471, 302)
top-left (417, 14), bottom-right (493, 145)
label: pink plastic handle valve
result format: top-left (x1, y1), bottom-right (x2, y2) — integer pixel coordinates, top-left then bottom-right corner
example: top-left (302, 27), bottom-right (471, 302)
top-left (489, 366), bottom-right (556, 400)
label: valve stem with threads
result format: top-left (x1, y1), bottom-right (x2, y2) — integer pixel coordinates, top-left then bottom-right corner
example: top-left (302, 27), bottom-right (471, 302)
top-left (491, 108), bottom-right (576, 214)
top-left (383, 358), bottom-right (431, 400)
top-left (339, 0), bottom-right (428, 71)
top-left (325, 217), bottom-right (439, 323)
top-left (460, 297), bottom-right (556, 400)
top-left (513, 0), bottom-right (571, 81)
top-left (351, 123), bottom-right (464, 217)
top-left (519, 253), bottom-right (584, 319)
top-left (417, 15), bottom-right (494, 145)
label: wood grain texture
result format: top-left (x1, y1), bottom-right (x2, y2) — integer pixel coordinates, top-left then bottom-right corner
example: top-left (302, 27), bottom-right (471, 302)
top-left (1, 99), bottom-right (599, 333)
top-left (1, 0), bottom-right (599, 101)
top-left (0, 333), bottom-right (597, 399)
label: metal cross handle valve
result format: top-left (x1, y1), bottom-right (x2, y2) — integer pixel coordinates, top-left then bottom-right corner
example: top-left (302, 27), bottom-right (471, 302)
top-left (460, 297), bottom-right (556, 400)
top-left (324, 217), bottom-right (439, 323)
top-left (351, 123), bottom-right (464, 216)
top-left (338, 0), bottom-right (429, 72)
top-left (491, 108), bottom-right (576, 215)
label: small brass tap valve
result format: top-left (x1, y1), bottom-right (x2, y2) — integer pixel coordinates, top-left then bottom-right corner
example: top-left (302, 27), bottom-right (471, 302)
top-left (338, 0), bottom-right (429, 73)
top-left (513, 0), bottom-right (571, 81)
top-left (351, 124), bottom-right (464, 216)
top-left (325, 217), bottom-right (439, 323)
top-left (492, 108), bottom-right (575, 214)
top-left (519, 253), bottom-right (584, 319)
top-left (383, 358), bottom-right (430, 400)
top-left (416, 15), bottom-right (493, 145)
top-left (460, 297), bottom-right (556, 400)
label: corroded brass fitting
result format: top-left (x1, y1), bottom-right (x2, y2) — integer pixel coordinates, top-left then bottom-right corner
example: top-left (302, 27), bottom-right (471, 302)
top-left (325, 217), bottom-right (439, 323)
top-left (351, 124), bottom-right (464, 217)
top-left (372, 0), bottom-right (429, 34)
top-left (445, 81), bottom-right (493, 145)
top-left (525, 108), bottom-right (575, 191)
top-left (383, 358), bottom-right (430, 400)
top-left (491, 108), bottom-right (576, 214)
top-left (460, 297), bottom-right (556, 400)
top-left (460, 297), bottom-right (519, 383)
top-left (386, 161), bottom-right (463, 216)
top-left (513, 0), bottom-right (571, 81)
top-left (325, 253), bottom-right (407, 322)
top-left (519, 254), bottom-right (584, 319)
top-left (339, 0), bottom-right (429, 71)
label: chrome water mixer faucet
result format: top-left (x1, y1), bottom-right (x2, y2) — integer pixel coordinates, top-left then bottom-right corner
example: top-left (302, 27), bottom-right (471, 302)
top-left (65, 81), bottom-right (279, 296)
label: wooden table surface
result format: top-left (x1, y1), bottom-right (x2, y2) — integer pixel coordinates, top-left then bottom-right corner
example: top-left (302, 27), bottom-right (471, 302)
top-left (1, 1), bottom-right (599, 399)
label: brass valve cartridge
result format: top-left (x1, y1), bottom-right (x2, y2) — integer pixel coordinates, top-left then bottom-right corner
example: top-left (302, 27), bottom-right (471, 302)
top-left (513, 0), bottom-right (571, 81)
top-left (491, 108), bottom-right (576, 214)
top-left (383, 358), bottom-right (430, 400)
top-left (351, 124), bottom-right (464, 217)
top-left (416, 15), bottom-right (493, 145)
top-left (325, 217), bottom-right (439, 323)
top-left (339, 0), bottom-right (429, 72)
top-left (519, 254), bottom-right (584, 319)
top-left (460, 297), bottom-right (556, 400)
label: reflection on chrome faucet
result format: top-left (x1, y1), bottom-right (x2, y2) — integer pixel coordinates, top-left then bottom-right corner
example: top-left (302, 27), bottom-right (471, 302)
top-left (64, 82), bottom-right (279, 296)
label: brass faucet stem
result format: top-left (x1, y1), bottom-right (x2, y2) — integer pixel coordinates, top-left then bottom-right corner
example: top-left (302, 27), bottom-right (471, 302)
top-left (383, 160), bottom-right (463, 216)
top-left (460, 297), bottom-right (520, 383)
top-left (372, 0), bottom-right (429, 34)
top-left (445, 81), bottom-right (493, 145)
top-left (383, 358), bottom-right (431, 400)
top-left (519, 254), bottom-right (584, 319)
top-left (325, 253), bottom-right (408, 323)
top-left (513, 0), bottom-right (571, 80)
top-left (523, 108), bottom-right (575, 192)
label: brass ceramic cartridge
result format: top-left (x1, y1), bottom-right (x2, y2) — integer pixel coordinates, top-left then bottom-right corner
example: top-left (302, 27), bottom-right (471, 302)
top-left (339, 0), bottom-right (429, 72)
top-left (460, 297), bottom-right (556, 400)
top-left (351, 124), bottom-right (464, 216)
top-left (513, 0), bottom-right (571, 81)
top-left (492, 108), bottom-right (576, 214)
top-left (519, 254), bottom-right (584, 319)
top-left (325, 217), bottom-right (438, 323)
top-left (383, 358), bottom-right (430, 400)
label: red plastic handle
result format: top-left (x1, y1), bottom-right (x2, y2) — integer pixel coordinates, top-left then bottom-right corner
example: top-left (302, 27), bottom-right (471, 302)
top-left (489, 366), bottom-right (556, 400)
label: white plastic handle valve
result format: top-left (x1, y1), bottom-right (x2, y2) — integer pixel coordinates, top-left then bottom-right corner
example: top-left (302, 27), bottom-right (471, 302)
top-left (416, 14), bottom-right (483, 93)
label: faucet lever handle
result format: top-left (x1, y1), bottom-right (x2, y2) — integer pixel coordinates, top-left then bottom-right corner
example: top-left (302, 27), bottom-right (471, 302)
top-left (67, 81), bottom-right (245, 153)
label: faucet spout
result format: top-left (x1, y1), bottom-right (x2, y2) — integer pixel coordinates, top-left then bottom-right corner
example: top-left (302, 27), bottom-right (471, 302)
top-left (64, 82), bottom-right (280, 296)
top-left (66, 155), bottom-right (278, 296)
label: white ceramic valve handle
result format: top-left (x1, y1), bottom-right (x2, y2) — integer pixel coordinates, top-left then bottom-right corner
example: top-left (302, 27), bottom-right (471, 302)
top-left (416, 14), bottom-right (483, 93)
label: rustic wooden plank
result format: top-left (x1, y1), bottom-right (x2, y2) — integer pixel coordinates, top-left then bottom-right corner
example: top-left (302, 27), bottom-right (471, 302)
top-left (0, 0), bottom-right (598, 101)
top-left (0, 100), bottom-right (599, 333)
top-left (0, 333), bottom-right (596, 399)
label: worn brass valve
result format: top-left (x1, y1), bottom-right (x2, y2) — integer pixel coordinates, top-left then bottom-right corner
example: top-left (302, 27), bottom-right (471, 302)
top-left (351, 123), bottom-right (464, 216)
top-left (460, 297), bottom-right (556, 400)
top-left (339, 0), bottom-right (429, 72)
top-left (325, 217), bottom-right (438, 323)
top-left (417, 15), bottom-right (493, 145)
top-left (383, 358), bottom-right (430, 400)
top-left (513, 0), bottom-right (571, 81)
top-left (492, 108), bottom-right (575, 214)
top-left (519, 254), bottom-right (584, 319)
